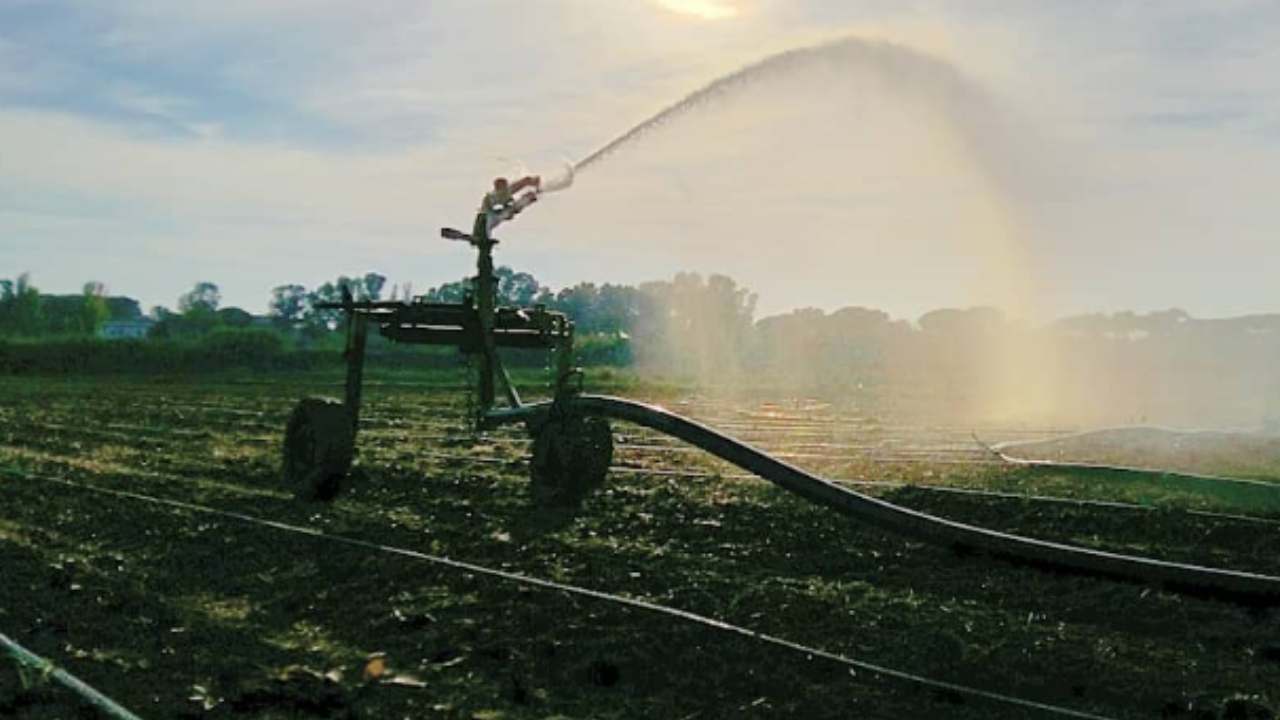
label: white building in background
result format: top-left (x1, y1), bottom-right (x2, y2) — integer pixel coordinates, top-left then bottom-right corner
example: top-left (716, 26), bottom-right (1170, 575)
top-left (98, 319), bottom-right (154, 340)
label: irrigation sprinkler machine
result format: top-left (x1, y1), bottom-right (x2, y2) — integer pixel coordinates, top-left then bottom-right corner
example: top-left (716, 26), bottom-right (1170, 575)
top-left (280, 181), bottom-right (1280, 605)
top-left (282, 201), bottom-right (613, 507)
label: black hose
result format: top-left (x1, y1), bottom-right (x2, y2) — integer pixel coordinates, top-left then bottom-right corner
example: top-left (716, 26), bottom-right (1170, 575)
top-left (486, 395), bottom-right (1280, 604)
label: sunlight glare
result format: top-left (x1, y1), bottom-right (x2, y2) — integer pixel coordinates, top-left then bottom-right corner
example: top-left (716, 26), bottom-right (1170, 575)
top-left (653, 0), bottom-right (739, 21)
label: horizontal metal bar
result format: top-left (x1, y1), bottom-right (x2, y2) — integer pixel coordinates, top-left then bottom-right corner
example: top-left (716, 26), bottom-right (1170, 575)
top-left (311, 302), bottom-right (569, 330)
top-left (380, 325), bottom-right (564, 349)
top-left (312, 300), bottom-right (415, 310)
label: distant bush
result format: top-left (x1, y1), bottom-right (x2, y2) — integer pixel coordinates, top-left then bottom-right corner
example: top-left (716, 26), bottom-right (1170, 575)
top-left (200, 327), bottom-right (284, 367)
top-left (0, 328), bottom-right (635, 375)
top-left (0, 330), bottom-right (323, 374)
top-left (0, 337), bottom-right (172, 374)
top-left (576, 333), bottom-right (632, 367)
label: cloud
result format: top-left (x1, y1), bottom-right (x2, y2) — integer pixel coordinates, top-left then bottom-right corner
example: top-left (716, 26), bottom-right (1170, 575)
top-left (4, 1), bottom-right (1280, 319)
top-left (0, 108), bottom-right (457, 249)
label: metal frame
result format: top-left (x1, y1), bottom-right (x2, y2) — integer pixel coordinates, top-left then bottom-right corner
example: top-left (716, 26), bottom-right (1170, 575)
top-left (316, 221), bottom-right (578, 434)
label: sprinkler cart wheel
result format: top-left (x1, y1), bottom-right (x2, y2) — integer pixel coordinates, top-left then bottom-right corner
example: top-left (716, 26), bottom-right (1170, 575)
top-left (530, 414), bottom-right (614, 506)
top-left (283, 396), bottom-right (355, 501)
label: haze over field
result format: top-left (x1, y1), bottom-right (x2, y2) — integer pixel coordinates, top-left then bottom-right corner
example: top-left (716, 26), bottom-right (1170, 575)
top-left (3, 1), bottom-right (1280, 322)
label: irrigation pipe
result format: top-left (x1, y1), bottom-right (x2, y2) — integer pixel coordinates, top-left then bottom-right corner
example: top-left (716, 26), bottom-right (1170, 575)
top-left (0, 467), bottom-right (1113, 720)
top-left (974, 435), bottom-right (1278, 489)
top-left (0, 631), bottom-right (144, 720)
top-left (486, 396), bottom-right (1280, 602)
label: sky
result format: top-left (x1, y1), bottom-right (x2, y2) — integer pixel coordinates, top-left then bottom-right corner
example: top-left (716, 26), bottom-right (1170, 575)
top-left (3, 1), bottom-right (1279, 320)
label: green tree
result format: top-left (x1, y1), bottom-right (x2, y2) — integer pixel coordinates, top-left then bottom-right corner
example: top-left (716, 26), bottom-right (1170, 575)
top-left (359, 272), bottom-right (387, 302)
top-left (496, 267), bottom-right (540, 306)
top-left (146, 306), bottom-right (175, 338)
top-left (918, 307), bottom-right (1004, 337)
top-left (35, 296), bottom-right (81, 334)
top-left (631, 272), bottom-right (756, 376)
top-left (419, 266), bottom-right (544, 307)
top-left (79, 282), bottom-right (110, 335)
top-left (554, 283), bottom-right (600, 329)
top-left (592, 284), bottom-right (642, 334)
top-left (216, 307), bottom-right (254, 327)
top-left (423, 277), bottom-right (469, 304)
top-left (148, 282), bottom-right (224, 338)
top-left (299, 273), bottom-right (390, 335)
top-left (269, 284), bottom-right (308, 325)
top-left (305, 281), bottom-right (343, 334)
top-left (178, 282), bottom-right (221, 314)
top-left (105, 296), bottom-right (142, 321)
top-left (0, 273), bottom-right (42, 336)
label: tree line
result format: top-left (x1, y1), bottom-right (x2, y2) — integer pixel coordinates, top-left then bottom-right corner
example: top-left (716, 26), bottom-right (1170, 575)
top-left (3, 269), bottom-right (1277, 355)
top-left (2, 268), bottom-right (1277, 396)
top-left (0, 274), bottom-right (118, 337)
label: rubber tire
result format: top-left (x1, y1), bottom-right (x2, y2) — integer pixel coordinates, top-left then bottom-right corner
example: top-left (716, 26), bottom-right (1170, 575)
top-left (282, 397), bottom-right (354, 501)
top-left (530, 414), bottom-right (614, 507)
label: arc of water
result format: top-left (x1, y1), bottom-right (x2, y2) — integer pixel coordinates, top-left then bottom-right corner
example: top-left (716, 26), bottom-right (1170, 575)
top-left (573, 36), bottom-right (970, 175)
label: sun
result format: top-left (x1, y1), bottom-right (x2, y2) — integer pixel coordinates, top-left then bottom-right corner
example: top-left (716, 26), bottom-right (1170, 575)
top-left (652, 0), bottom-right (739, 21)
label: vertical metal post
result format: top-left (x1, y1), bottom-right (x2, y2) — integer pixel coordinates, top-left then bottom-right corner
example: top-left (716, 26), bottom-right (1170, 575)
top-left (344, 311), bottom-right (368, 436)
top-left (556, 319), bottom-right (576, 396)
top-left (474, 232), bottom-right (497, 413)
